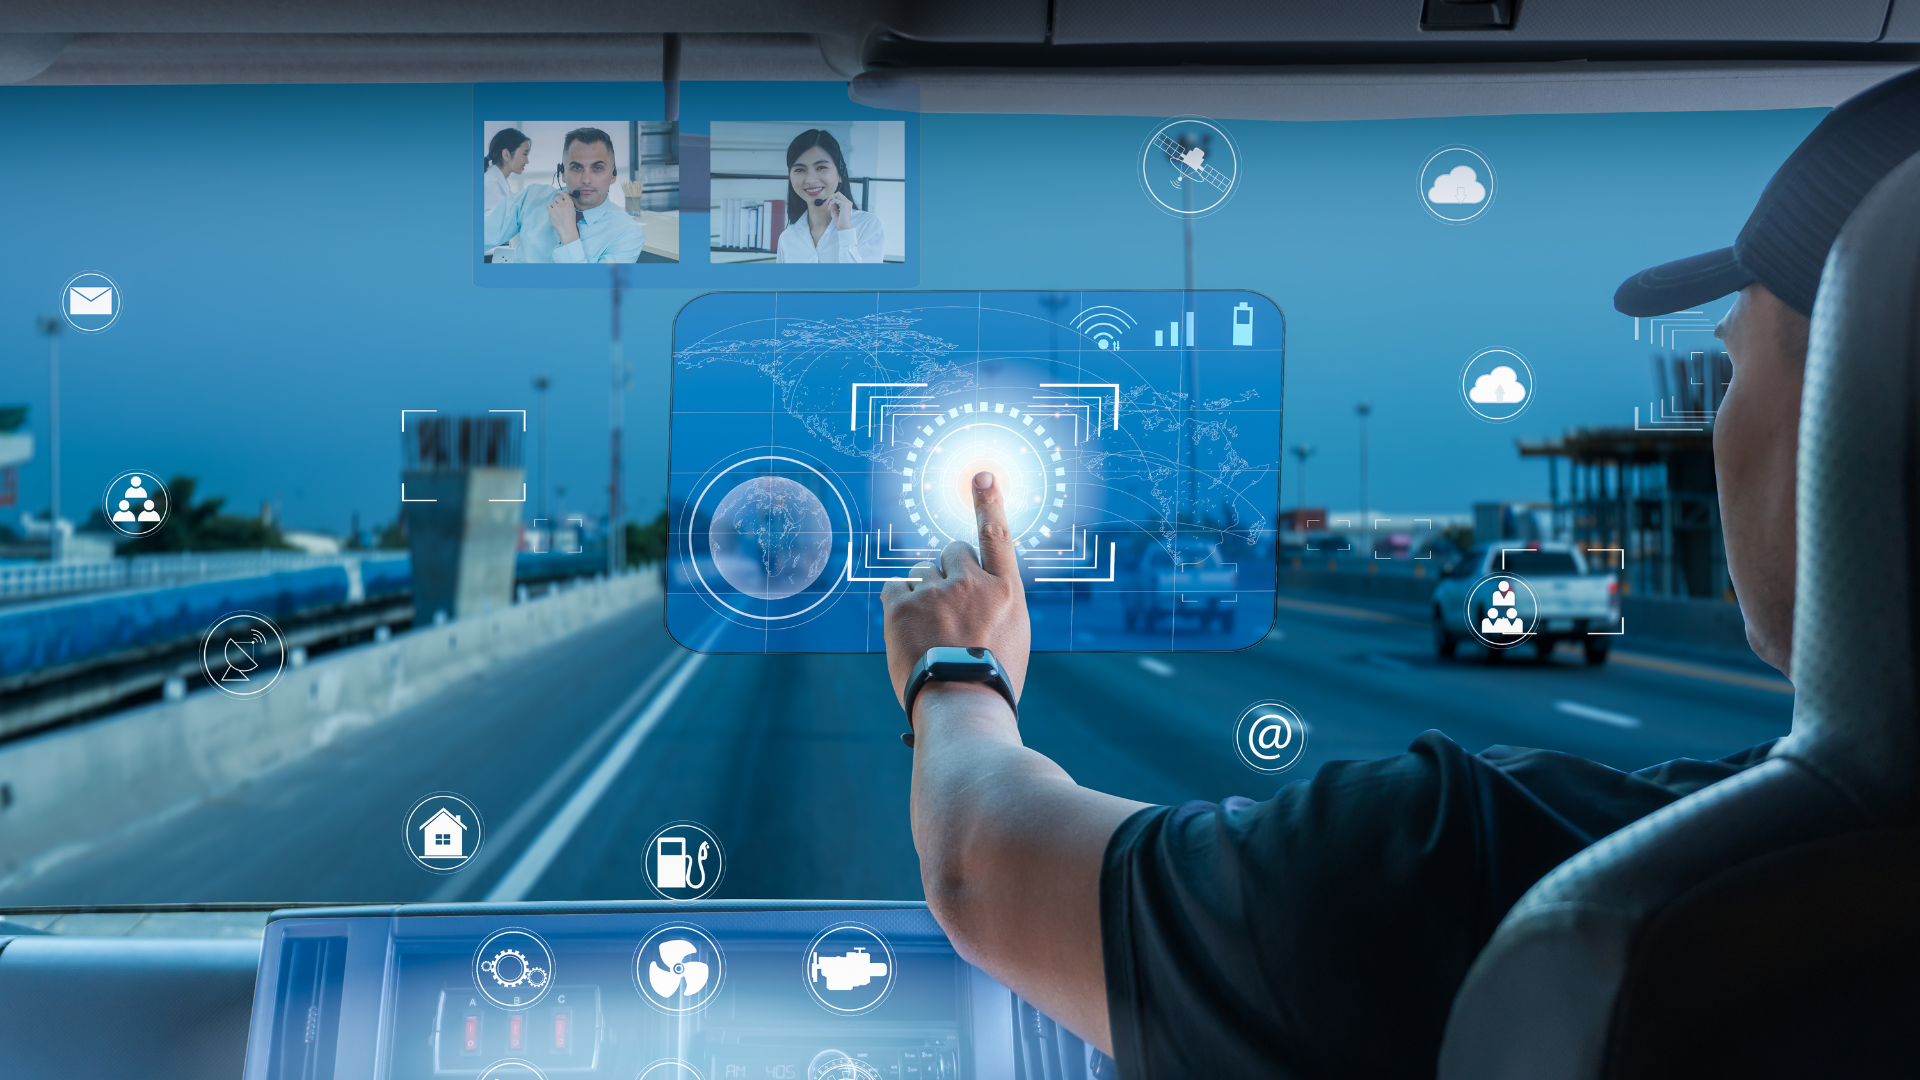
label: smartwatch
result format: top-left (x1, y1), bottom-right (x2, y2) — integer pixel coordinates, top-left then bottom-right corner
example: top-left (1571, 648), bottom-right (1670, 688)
top-left (902, 647), bottom-right (1018, 725)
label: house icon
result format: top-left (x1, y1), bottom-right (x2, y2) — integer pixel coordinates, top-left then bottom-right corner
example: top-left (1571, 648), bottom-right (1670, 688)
top-left (420, 807), bottom-right (467, 859)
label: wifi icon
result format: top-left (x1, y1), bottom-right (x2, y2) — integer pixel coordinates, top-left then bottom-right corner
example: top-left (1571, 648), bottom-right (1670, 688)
top-left (1068, 305), bottom-right (1137, 351)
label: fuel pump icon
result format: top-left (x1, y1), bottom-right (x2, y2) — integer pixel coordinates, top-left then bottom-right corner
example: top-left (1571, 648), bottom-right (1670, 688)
top-left (655, 835), bottom-right (710, 891)
top-left (1231, 301), bottom-right (1253, 346)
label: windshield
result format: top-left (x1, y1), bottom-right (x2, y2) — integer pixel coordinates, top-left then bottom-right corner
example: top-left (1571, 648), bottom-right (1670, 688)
top-left (0, 76), bottom-right (1796, 908)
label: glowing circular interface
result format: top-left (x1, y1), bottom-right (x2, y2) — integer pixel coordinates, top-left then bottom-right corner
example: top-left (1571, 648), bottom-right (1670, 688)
top-left (708, 475), bottom-right (836, 600)
top-left (904, 402), bottom-right (1061, 549)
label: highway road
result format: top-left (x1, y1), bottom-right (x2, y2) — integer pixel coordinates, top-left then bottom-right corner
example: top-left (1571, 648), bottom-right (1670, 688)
top-left (0, 592), bottom-right (1795, 907)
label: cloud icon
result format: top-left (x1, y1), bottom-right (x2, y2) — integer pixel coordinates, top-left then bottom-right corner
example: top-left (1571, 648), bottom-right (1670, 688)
top-left (1469, 365), bottom-right (1527, 405)
top-left (1428, 165), bottom-right (1486, 205)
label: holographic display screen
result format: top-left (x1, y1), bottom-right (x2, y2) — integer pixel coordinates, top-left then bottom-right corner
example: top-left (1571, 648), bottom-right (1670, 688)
top-left (667, 291), bottom-right (1283, 653)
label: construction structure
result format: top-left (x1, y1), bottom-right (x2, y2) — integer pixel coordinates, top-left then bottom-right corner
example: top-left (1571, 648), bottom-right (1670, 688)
top-left (402, 415), bottom-right (525, 622)
top-left (1516, 349), bottom-right (1731, 599)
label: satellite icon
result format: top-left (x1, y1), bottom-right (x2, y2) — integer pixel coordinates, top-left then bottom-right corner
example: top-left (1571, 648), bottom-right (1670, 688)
top-left (1139, 117), bottom-right (1239, 217)
top-left (647, 939), bottom-right (711, 999)
top-left (221, 629), bottom-right (266, 681)
top-left (1068, 305), bottom-right (1137, 350)
top-left (201, 611), bottom-right (288, 697)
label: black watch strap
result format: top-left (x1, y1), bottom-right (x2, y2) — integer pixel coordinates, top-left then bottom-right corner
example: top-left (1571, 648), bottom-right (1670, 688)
top-left (902, 646), bottom-right (1017, 725)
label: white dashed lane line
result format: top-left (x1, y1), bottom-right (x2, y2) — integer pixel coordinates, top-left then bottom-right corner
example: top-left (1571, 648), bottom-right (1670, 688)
top-left (1137, 657), bottom-right (1176, 677)
top-left (1553, 699), bottom-right (1643, 729)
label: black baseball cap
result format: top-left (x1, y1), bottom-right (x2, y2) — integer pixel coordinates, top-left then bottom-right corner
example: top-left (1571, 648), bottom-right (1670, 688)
top-left (1614, 67), bottom-right (1920, 319)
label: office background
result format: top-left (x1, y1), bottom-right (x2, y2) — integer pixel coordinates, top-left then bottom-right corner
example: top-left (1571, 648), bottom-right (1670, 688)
top-left (708, 120), bottom-right (907, 262)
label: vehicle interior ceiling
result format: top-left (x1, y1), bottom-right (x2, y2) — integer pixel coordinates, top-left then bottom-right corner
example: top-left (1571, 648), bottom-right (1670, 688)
top-left (1, 2), bottom-right (1917, 1079)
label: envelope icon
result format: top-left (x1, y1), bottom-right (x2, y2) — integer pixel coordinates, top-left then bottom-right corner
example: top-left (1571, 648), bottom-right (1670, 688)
top-left (69, 286), bottom-right (113, 316)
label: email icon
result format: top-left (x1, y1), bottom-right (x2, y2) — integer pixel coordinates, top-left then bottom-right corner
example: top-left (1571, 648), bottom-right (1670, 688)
top-left (69, 286), bottom-right (113, 316)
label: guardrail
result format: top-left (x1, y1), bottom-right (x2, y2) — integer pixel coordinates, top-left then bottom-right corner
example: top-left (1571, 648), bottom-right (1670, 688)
top-left (0, 550), bottom-right (378, 603)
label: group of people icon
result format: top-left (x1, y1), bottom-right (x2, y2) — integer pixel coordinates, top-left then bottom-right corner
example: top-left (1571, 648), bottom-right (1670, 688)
top-left (1480, 580), bottom-right (1526, 636)
top-left (110, 475), bottom-right (163, 529)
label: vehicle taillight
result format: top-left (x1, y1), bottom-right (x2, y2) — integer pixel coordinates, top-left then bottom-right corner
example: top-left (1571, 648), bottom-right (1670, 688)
top-left (1607, 578), bottom-right (1619, 596)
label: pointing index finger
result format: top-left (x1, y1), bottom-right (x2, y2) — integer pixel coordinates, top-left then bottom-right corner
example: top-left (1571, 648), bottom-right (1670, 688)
top-left (971, 471), bottom-right (1022, 590)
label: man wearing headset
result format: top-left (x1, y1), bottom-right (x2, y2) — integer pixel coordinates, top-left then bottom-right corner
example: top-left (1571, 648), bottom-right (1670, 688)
top-left (483, 126), bottom-right (645, 264)
top-left (882, 70), bottom-right (1920, 1077)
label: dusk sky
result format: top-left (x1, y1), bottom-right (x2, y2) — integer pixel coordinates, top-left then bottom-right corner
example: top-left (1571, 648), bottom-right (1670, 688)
top-left (0, 81), bottom-right (1819, 535)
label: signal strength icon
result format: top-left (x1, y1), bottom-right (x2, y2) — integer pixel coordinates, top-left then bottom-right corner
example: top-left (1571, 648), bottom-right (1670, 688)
top-left (1069, 306), bottom-right (1136, 351)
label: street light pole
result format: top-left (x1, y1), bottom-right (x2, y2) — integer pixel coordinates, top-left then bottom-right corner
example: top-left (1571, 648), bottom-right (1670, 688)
top-left (533, 375), bottom-right (550, 523)
top-left (608, 267), bottom-right (626, 575)
top-left (1289, 444), bottom-right (1315, 509)
top-left (36, 317), bottom-right (62, 560)
top-left (1356, 402), bottom-right (1372, 534)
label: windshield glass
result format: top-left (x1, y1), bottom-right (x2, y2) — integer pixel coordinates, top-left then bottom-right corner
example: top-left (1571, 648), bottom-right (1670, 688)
top-left (0, 77), bottom-right (1798, 906)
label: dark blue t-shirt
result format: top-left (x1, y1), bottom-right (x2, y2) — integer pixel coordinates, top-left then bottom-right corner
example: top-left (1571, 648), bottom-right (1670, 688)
top-left (1100, 731), bottom-right (1778, 1078)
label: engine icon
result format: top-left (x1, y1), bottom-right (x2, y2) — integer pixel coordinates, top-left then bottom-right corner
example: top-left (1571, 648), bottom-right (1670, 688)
top-left (647, 939), bottom-right (712, 998)
top-left (481, 948), bottom-right (549, 990)
top-left (810, 948), bottom-right (888, 992)
top-left (802, 923), bottom-right (896, 1015)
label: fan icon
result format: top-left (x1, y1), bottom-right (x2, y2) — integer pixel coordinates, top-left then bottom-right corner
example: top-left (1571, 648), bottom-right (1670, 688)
top-left (646, 939), bottom-right (710, 999)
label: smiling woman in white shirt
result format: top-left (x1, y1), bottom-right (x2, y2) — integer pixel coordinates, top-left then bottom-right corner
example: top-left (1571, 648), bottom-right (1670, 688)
top-left (777, 129), bottom-right (884, 264)
top-left (483, 127), bottom-right (531, 212)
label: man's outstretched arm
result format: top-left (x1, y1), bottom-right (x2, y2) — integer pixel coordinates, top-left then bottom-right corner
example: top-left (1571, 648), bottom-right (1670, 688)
top-left (882, 472), bottom-right (1149, 1056)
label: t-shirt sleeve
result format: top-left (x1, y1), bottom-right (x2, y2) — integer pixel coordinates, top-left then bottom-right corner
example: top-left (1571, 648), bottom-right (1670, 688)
top-left (1098, 731), bottom-right (1771, 1079)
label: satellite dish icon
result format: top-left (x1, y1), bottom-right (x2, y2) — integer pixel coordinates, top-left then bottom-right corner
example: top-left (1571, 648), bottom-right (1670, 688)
top-left (646, 939), bottom-right (710, 999)
top-left (221, 629), bottom-right (267, 681)
top-left (1068, 305), bottom-right (1137, 351)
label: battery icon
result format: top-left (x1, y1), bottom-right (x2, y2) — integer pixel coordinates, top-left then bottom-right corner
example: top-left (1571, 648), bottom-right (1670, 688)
top-left (1232, 302), bottom-right (1253, 346)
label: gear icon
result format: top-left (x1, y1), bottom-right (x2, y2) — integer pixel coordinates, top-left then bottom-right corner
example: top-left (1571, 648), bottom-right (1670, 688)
top-left (480, 948), bottom-right (548, 990)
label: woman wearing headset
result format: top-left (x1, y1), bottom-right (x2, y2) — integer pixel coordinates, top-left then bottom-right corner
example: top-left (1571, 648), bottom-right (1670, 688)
top-left (483, 127), bottom-right (531, 212)
top-left (777, 129), bottom-right (884, 263)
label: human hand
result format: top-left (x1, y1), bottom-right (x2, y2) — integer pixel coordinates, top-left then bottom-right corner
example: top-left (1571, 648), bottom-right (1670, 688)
top-left (882, 472), bottom-right (1030, 721)
top-left (829, 191), bottom-right (854, 230)
top-left (547, 191), bottom-right (580, 242)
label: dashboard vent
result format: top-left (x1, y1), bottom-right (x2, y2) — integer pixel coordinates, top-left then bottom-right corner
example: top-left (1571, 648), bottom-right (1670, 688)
top-left (267, 936), bottom-right (347, 1080)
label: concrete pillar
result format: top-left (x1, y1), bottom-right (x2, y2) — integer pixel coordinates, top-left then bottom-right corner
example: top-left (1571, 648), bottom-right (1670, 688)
top-left (404, 467), bottom-right (524, 622)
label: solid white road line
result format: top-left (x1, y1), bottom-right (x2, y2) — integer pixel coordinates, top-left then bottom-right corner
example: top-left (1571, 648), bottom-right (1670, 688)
top-left (1553, 699), bottom-right (1643, 729)
top-left (485, 650), bottom-right (711, 901)
top-left (429, 643), bottom-right (690, 903)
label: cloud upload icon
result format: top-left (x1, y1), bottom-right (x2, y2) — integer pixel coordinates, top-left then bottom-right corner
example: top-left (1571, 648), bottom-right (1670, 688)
top-left (1468, 365), bottom-right (1528, 404)
top-left (1428, 165), bottom-right (1487, 204)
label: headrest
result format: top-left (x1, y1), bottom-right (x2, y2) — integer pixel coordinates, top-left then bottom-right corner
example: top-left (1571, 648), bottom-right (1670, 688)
top-left (1773, 149), bottom-right (1920, 823)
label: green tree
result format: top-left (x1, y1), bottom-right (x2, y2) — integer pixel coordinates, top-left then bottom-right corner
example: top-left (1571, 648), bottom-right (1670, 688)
top-left (116, 476), bottom-right (293, 554)
top-left (625, 509), bottom-right (669, 566)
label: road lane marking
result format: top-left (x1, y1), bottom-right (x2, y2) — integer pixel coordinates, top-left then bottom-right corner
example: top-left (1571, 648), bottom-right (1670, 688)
top-left (1274, 595), bottom-right (1422, 625)
top-left (1554, 700), bottom-right (1642, 729)
top-left (1137, 657), bottom-right (1175, 677)
top-left (1276, 593), bottom-right (1794, 696)
top-left (1611, 650), bottom-right (1794, 695)
top-left (429, 643), bottom-right (690, 903)
top-left (484, 650), bottom-right (710, 901)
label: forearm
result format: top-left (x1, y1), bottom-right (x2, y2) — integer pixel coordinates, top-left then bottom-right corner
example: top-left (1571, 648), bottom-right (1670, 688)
top-left (909, 683), bottom-right (1146, 1053)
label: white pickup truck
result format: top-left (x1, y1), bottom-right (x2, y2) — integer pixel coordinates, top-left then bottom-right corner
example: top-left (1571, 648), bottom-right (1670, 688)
top-left (1431, 542), bottom-right (1621, 664)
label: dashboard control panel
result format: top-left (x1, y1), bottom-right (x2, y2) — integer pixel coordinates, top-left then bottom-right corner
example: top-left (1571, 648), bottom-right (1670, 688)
top-left (237, 902), bottom-right (1077, 1080)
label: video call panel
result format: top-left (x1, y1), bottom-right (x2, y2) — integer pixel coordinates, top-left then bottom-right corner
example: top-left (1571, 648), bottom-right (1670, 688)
top-left (667, 290), bottom-right (1283, 653)
top-left (473, 81), bottom-right (918, 288)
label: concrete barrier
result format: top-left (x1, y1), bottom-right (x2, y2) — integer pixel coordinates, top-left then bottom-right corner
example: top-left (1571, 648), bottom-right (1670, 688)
top-left (0, 572), bottom-right (661, 885)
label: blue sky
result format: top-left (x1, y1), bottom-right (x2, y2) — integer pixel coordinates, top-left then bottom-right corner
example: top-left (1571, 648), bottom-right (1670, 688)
top-left (0, 81), bottom-right (1820, 534)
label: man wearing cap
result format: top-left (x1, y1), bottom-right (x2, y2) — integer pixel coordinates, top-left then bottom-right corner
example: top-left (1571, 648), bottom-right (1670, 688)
top-left (882, 70), bottom-right (1920, 1076)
